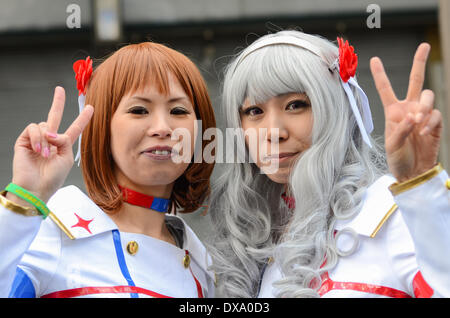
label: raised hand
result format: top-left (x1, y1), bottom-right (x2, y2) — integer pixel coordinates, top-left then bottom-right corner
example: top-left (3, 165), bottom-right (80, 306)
top-left (9, 86), bottom-right (94, 203)
top-left (370, 43), bottom-right (442, 182)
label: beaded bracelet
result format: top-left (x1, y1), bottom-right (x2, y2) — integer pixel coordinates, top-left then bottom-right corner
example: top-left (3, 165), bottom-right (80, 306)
top-left (4, 183), bottom-right (50, 219)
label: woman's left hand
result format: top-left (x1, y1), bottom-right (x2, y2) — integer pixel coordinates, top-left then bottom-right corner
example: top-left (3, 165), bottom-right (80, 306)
top-left (370, 43), bottom-right (442, 182)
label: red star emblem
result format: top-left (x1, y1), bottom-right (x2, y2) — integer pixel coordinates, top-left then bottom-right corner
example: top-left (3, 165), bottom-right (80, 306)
top-left (71, 213), bottom-right (94, 234)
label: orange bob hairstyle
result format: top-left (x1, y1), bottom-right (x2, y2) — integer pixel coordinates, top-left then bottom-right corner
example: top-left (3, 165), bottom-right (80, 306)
top-left (81, 42), bottom-right (216, 214)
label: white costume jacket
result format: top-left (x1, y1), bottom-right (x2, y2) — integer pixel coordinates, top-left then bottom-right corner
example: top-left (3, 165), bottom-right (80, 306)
top-left (0, 186), bottom-right (215, 298)
top-left (259, 167), bottom-right (450, 298)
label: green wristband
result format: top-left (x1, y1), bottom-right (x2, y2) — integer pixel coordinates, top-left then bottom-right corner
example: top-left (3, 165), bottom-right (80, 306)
top-left (5, 183), bottom-right (50, 219)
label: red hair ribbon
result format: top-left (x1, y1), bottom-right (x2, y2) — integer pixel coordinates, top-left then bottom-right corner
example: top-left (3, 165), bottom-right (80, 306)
top-left (73, 56), bottom-right (93, 96)
top-left (337, 37), bottom-right (358, 83)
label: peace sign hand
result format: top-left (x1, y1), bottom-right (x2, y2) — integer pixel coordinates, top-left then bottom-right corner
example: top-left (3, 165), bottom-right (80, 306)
top-left (10, 86), bottom-right (94, 203)
top-left (370, 43), bottom-right (442, 183)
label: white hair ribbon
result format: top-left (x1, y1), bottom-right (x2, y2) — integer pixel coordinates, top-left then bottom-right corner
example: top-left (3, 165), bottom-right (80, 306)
top-left (74, 94), bottom-right (85, 166)
top-left (73, 56), bottom-right (93, 166)
top-left (344, 77), bottom-right (373, 147)
top-left (233, 35), bottom-right (374, 148)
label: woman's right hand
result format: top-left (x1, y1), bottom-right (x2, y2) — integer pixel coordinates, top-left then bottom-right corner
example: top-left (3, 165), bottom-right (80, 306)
top-left (7, 86), bottom-right (94, 204)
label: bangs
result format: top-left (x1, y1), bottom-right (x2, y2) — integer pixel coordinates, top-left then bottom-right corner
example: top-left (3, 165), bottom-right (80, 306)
top-left (107, 42), bottom-right (196, 109)
top-left (232, 45), bottom-right (308, 107)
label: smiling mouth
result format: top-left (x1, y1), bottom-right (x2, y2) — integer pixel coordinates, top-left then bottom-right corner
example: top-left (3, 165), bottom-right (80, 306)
top-left (141, 146), bottom-right (178, 160)
top-left (147, 149), bottom-right (172, 155)
top-left (263, 152), bottom-right (299, 162)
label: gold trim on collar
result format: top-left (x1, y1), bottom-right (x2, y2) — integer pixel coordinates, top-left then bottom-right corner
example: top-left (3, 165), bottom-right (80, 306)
top-left (48, 212), bottom-right (75, 240)
top-left (389, 163), bottom-right (443, 196)
top-left (370, 204), bottom-right (398, 238)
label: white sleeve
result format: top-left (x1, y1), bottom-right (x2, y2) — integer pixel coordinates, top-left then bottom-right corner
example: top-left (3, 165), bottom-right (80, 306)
top-left (393, 169), bottom-right (450, 297)
top-left (0, 205), bottom-right (42, 296)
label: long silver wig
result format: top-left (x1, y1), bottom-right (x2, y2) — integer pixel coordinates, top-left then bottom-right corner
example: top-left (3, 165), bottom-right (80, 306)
top-left (207, 30), bottom-right (387, 297)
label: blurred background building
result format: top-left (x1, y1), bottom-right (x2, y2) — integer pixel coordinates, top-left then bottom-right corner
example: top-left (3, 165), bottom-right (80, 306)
top-left (0, 0), bottom-right (448, 239)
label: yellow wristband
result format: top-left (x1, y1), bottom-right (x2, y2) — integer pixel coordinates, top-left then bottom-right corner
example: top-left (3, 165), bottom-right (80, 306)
top-left (0, 191), bottom-right (40, 217)
top-left (389, 163), bottom-right (444, 196)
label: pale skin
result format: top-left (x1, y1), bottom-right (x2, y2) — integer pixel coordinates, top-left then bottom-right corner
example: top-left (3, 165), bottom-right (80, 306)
top-left (240, 93), bottom-right (313, 184)
top-left (241, 43), bottom-right (442, 185)
top-left (7, 74), bottom-right (197, 246)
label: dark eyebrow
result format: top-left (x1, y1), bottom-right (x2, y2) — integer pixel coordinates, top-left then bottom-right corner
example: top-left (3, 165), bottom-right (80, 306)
top-left (131, 95), bottom-right (190, 103)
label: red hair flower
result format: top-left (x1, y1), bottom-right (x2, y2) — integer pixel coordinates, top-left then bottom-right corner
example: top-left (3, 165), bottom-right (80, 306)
top-left (337, 37), bottom-right (358, 83)
top-left (73, 56), bottom-right (93, 96)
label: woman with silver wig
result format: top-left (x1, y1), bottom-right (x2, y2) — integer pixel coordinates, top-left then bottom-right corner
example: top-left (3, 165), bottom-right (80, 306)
top-left (207, 30), bottom-right (450, 298)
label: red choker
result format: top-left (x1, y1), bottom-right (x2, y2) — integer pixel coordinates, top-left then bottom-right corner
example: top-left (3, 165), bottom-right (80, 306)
top-left (119, 186), bottom-right (170, 213)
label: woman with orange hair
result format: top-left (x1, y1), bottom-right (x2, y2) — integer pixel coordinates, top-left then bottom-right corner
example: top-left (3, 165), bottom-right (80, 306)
top-left (0, 42), bottom-right (216, 298)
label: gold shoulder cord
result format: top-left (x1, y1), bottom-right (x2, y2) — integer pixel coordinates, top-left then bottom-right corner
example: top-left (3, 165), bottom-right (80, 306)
top-left (0, 191), bottom-right (75, 240)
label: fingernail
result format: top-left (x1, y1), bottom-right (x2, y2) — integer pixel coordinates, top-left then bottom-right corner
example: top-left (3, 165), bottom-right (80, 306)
top-left (35, 143), bottom-right (41, 153)
top-left (47, 132), bottom-right (57, 138)
top-left (43, 147), bottom-right (50, 158)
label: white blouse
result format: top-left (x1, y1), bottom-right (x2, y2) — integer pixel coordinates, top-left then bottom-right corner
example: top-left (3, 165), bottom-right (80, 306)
top-left (0, 185), bottom-right (215, 298)
top-left (259, 169), bottom-right (450, 298)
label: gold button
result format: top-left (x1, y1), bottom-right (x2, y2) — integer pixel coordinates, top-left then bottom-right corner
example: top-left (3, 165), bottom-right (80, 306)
top-left (183, 252), bottom-right (191, 268)
top-left (446, 179), bottom-right (450, 190)
top-left (126, 241), bottom-right (139, 255)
